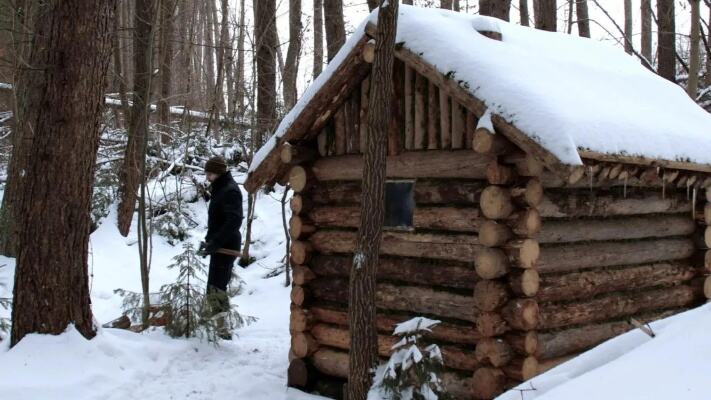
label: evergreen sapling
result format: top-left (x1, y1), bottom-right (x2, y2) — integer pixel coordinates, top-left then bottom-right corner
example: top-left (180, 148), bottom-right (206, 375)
top-left (369, 317), bottom-right (451, 400)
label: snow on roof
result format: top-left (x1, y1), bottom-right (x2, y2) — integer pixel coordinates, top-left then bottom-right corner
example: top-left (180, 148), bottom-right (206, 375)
top-left (249, 5), bottom-right (711, 176)
top-left (496, 304), bottom-right (711, 400)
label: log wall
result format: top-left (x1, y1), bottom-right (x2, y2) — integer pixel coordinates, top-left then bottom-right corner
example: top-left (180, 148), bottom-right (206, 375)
top-left (282, 58), bottom-right (707, 400)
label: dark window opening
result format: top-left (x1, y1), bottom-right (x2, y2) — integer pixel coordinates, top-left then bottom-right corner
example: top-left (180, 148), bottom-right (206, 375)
top-left (384, 180), bottom-right (415, 230)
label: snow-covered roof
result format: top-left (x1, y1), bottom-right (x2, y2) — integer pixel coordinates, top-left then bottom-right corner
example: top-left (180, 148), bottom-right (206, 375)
top-left (247, 5), bottom-right (711, 190)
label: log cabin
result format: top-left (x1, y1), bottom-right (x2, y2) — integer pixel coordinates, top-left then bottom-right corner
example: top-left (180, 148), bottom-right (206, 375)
top-left (244, 6), bottom-right (711, 400)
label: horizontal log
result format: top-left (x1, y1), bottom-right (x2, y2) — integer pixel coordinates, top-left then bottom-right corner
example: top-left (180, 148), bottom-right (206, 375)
top-left (505, 331), bottom-right (539, 356)
top-left (705, 275), bottom-right (711, 299)
top-left (290, 240), bottom-right (313, 265)
top-left (476, 312), bottom-right (509, 338)
top-left (539, 190), bottom-right (692, 218)
top-left (310, 323), bottom-right (478, 371)
top-left (502, 299), bottom-right (539, 331)
top-left (536, 309), bottom-right (682, 359)
top-left (502, 356), bottom-right (538, 381)
top-left (473, 128), bottom-right (516, 155)
top-left (536, 262), bottom-right (698, 303)
top-left (311, 180), bottom-right (487, 206)
top-left (308, 205), bottom-right (483, 233)
top-left (309, 229), bottom-right (483, 263)
top-left (289, 165), bottom-right (315, 193)
top-left (509, 269), bottom-right (540, 297)
top-left (309, 305), bottom-right (480, 345)
top-left (537, 214), bottom-right (696, 244)
top-left (291, 285), bottom-right (308, 306)
top-left (312, 150), bottom-right (494, 181)
top-left (309, 254), bottom-right (478, 290)
top-left (503, 153), bottom-right (544, 177)
top-left (288, 358), bottom-right (310, 388)
top-left (487, 161), bottom-right (517, 185)
top-left (309, 277), bottom-right (479, 322)
top-left (480, 186), bottom-right (514, 219)
top-left (537, 237), bottom-right (696, 274)
top-left (538, 285), bottom-right (701, 330)
top-left (310, 348), bottom-right (473, 400)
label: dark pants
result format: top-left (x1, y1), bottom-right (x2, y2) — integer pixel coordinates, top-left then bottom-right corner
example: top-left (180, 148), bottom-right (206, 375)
top-left (206, 253), bottom-right (236, 315)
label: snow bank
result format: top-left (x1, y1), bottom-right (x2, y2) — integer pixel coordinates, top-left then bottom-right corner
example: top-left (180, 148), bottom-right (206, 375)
top-left (251, 5), bottom-right (711, 175)
top-left (497, 304), bottom-right (711, 400)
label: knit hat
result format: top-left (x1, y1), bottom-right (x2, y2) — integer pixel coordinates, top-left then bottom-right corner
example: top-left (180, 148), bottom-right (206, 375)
top-left (204, 156), bottom-right (227, 175)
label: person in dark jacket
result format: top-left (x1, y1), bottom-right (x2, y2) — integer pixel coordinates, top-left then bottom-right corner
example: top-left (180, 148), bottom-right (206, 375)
top-left (197, 156), bottom-right (243, 338)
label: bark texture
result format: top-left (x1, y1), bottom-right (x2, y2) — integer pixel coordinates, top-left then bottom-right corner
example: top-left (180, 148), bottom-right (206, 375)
top-left (657, 0), bottom-right (676, 82)
top-left (348, 1), bottom-right (398, 398)
top-left (11, 0), bottom-right (115, 346)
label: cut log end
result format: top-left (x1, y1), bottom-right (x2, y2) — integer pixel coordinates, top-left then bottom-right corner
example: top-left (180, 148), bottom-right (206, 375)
top-left (704, 276), bottom-right (711, 299)
top-left (503, 299), bottom-right (539, 331)
top-left (503, 356), bottom-right (539, 381)
top-left (511, 208), bottom-right (542, 237)
top-left (479, 220), bottom-right (513, 247)
top-left (289, 165), bottom-right (309, 193)
top-left (291, 332), bottom-right (319, 358)
top-left (481, 186), bottom-right (514, 219)
top-left (512, 269), bottom-right (540, 297)
top-left (362, 41), bottom-right (375, 63)
top-left (473, 280), bottom-right (510, 312)
top-left (475, 248), bottom-right (511, 280)
top-left (472, 128), bottom-right (512, 155)
top-left (287, 358), bottom-right (309, 388)
top-left (476, 312), bottom-right (508, 337)
top-left (507, 239), bottom-right (540, 269)
top-left (291, 285), bottom-right (307, 306)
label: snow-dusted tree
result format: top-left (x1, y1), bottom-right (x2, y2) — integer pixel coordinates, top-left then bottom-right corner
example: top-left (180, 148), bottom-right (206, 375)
top-left (370, 317), bottom-right (451, 400)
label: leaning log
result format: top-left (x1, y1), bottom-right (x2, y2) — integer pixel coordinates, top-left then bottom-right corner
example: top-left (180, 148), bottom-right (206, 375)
top-left (539, 190), bottom-right (691, 218)
top-left (309, 305), bottom-right (480, 345)
top-left (537, 238), bottom-right (695, 274)
top-left (536, 262), bottom-right (697, 303)
top-left (310, 323), bottom-right (477, 371)
top-left (309, 254), bottom-right (478, 290)
top-left (311, 150), bottom-right (493, 181)
top-left (538, 285), bottom-right (701, 330)
top-left (309, 277), bottom-right (479, 322)
top-left (537, 214), bottom-right (696, 244)
top-left (309, 229), bottom-right (483, 263)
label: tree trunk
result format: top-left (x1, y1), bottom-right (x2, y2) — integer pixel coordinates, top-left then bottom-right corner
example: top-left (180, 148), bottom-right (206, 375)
top-left (706, 7), bottom-right (711, 86)
top-left (254, 0), bottom-right (277, 148)
top-left (235, 0), bottom-right (246, 116)
top-left (367, 0), bottom-right (379, 11)
top-left (117, 0), bottom-right (156, 237)
top-left (479, 0), bottom-right (511, 21)
top-left (657, 0), bottom-right (676, 82)
top-left (313, 0), bottom-right (324, 78)
top-left (687, 0), bottom-right (701, 98)
top-left (534, 0), bottom-right (556, 32)
top-left (348, 1), bottom-right (398, 399)
top-left (10, 0), bottom-right (114, 346)
top-left (205, 0), bottom-right (230, 139)
top-left (641, 0), bottom-right (652, 61)
top-left (441, 0), bottom-right (453, 9)
top-left (575, 0), bottom-right (590, 37)
top-left (323, 0), bottom-right (346, 62)
top-left (520, 0), bottom-right (530, 25)
top-left (284, 0), bottom-right (303, 109)
top-left (158, 0), bottom-right (176, 142)
top-left (203, 0), bottom-right (216, 110)
top-left (623, 0), bottom-right (633, 53)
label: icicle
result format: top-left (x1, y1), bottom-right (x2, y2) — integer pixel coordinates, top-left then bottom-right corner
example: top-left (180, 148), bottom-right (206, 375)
top-left (589, 166), bottom-right (593, 192)
top-left (662, 171), bottom-right (666, 199)
top-left (692, 187), bottom-right (697, 219)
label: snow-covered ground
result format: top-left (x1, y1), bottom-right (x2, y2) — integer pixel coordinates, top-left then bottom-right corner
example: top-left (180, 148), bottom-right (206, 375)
top-left (497, 303), bottom-right (711, 400)
top-left (0, 170), bottom-right (324, 400)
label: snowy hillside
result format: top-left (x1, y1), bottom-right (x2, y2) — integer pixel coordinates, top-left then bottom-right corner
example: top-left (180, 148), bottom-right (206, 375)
top-left (0, 171), bottom-right (324, 400)
top-left (497, 303), bottom-right (711, 400)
